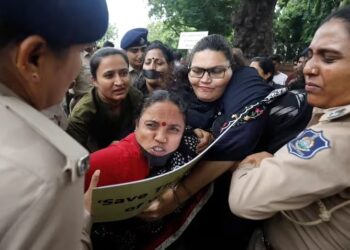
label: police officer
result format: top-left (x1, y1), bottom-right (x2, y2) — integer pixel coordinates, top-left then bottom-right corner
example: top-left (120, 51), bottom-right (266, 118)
top-left (120, 28), bottom-right (149, 85)
top-left (0, 1), bottom-right (108, 249)
top-left (229, 5), bottom-right (350, 249)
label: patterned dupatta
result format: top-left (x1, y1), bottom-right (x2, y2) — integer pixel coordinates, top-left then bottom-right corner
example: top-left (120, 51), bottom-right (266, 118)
top-left (219, 87), bottom-right (288, 134)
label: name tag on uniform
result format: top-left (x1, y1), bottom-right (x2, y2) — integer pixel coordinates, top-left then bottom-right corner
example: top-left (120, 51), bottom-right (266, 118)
top-left (287, 129), bottom-right (330, 159)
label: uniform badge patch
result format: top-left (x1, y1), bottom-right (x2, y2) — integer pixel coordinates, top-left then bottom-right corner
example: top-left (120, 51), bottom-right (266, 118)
top-left (139, 37), bottom-right (146, 45)
top-left (287, 129), bottom-right (330, 159)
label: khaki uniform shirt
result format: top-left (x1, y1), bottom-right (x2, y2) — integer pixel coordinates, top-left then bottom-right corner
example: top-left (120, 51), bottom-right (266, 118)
top-left (0, 83), bottom-right (91, 250)
top-left (129, 65), bottom-right (142, 86)
top-left (41, 103), bottom-right (68, 130)
top-left (230, 104), bottom-right (350, 250)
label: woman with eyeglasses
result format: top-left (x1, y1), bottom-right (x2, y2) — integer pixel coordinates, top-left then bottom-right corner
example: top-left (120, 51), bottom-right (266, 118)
top-left (134, 40), bottom-right (213, 154)
top-left (141, 34), bottom-right (312, 249)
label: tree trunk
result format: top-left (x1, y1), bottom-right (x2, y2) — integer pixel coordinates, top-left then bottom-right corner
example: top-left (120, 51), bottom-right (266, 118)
top-left (232, 0), bottom-right (277, 59)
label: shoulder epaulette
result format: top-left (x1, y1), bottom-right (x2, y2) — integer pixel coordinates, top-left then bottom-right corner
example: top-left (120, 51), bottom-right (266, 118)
top-left (320, 105), bottom-right (350, 121)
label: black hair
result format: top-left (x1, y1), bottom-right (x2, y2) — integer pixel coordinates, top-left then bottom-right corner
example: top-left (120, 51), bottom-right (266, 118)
top-left (145, 41), bottom-right (175, 65)
top-left (269, 54), bottom-right (283, 64)
top-left (322, 5), bottom-right (350, 34)
top-left (137, 89), bottom-right (187, 123)
top-left (90, 48), bottom-right (129, 79)
top-left (251, 57), bottom-right (275, 82)
top-left (173, 50), bottom-right (182, 61)
top-left (300, 47), bottom-right (309, 57)
top-left (103, 40), bottom-right (115, 48)
top-left (0, 0), bottom-right (108, 52)
top-left (232, 47), bottom-right (247, 66)
top-left (188, 34), bottom-right (236, 69)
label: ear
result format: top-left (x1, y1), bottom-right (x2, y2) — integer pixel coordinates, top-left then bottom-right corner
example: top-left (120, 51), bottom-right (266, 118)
top-left (15, 35), bottom-right (48, 84)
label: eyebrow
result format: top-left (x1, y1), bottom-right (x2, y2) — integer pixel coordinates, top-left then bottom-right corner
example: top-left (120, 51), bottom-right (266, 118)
top-left (129, 46), bottom-right (147, 50)
top-left (311, 47), bottom-right (342, 56)
top-left (145, 57), bottom-right (164, 61)
top-left (144, 120), bottom-right (182, 127)
top-left (168, 124), bottom-right (182, 129)
top-left (190, 64), bottom-right (230, 68)
top-left (102, 68), bottom-right (128, 74)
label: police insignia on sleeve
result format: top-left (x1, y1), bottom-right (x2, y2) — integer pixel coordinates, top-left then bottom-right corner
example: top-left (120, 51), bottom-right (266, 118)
top-left (288, 129), bottom-right (330, 159)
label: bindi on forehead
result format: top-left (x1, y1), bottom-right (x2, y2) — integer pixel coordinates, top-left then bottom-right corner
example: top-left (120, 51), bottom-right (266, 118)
top-left (161, 121), bottom-right (166, 126)
top-left (146, 57), bottom-right (160, 61)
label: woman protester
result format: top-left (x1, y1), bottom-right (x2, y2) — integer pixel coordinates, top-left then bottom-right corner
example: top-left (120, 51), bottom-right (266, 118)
top-left (135, 41), bottom-right (176, 95)
top-left (86, 90), bottom-right (201, 250)
top-left (0, 0), bottom-right (108, 249)
top-left (229, 6), bottom-right (350, 249)
top-left (67, 48), bottom-right (143, 152)
top-left (250, 56), bottom-right (276, 86)
top-left (142, 34), bottom-right (312, 249)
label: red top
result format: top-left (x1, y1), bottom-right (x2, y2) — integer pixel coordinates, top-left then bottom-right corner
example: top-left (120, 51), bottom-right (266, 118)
top-left (85, 133), bottom-right (149, 191)
top-left (84, 132), bottom-right (212, 249)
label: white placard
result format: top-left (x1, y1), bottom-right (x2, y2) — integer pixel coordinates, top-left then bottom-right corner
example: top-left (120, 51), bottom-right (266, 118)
top-left (177, 31), bottom-right (208, 49)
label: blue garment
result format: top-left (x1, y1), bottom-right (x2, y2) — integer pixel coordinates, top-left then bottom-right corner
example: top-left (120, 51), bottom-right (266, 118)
top-left (120, 28), bottom-right (148, 50)
top-left (208, 66), bottom-right (272, 160)
top-left (180, 67), bottom-right (313, 249)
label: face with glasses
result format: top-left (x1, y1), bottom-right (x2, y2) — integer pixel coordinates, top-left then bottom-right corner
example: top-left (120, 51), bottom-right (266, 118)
top-left (126, 45), bottom-right (147, 70)
top-left (188, 49), bottom-right (232, 102)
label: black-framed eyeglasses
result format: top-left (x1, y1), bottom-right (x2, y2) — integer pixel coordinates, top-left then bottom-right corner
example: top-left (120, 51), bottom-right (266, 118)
top-left (188, 65), bottom-right (231, 79)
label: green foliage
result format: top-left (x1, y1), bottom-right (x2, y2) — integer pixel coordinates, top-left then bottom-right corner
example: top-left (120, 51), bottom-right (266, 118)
top-left (340, 0), bottom-right (350, 6)
top-left (148, 0), bottom-right (238, 37)
top-left (274, 0), bottom-right (341, 60)
top-left (147, 21), bottom-right (196, 49)
top-left (148, 0), bottom-right (348, 60)
top-left (97, 23), bottom-right (118, 47)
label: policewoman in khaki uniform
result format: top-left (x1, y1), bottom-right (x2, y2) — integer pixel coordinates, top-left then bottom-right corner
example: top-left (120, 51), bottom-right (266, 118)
top-left (0, 1), bottom-right (108, 249)
top-left (229, 5), bottom-right (350, 250)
